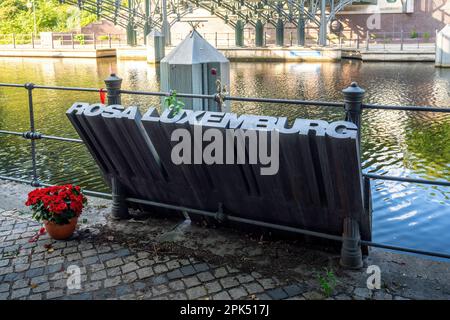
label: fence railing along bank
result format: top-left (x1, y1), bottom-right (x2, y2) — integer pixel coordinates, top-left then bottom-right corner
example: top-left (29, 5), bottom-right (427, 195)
top-left (0, 77), bottom-right (449, 264)
top-left (0, 30), bottom-right (436, 51)
top-left (0, 33), bottom-right (127, 49)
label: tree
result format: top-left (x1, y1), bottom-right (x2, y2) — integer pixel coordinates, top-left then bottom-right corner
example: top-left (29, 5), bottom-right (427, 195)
top-left (0, 0), bottom-right (97, 34)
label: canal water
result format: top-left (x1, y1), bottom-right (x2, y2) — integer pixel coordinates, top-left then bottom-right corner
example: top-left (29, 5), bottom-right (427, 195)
top-left (0, 57), bottom-right (449, 256)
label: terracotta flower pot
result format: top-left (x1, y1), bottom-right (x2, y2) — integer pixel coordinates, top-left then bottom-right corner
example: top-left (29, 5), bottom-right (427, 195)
top-left (44, 216), bottom-right (78, 240)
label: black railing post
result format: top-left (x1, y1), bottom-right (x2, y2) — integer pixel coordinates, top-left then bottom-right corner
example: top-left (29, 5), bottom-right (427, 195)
top-left (340, 218), bottom-right (363, 269)
top-left (341, 82), bottom-right (366, 268)
top-left (400, 30), bottom-right (404, 51)
top-left (111, 176), bottom-right (129, 219)
top-left (104, 74), bottom-right (128, 219)
top-left (24, 83), bottom-right (40, 187)
top-left (343, 82), bottom-right (365, 144)
top-left (366, 30), bottom-right (369, 50)
top-left (104, 73), bottom-right (122, 105)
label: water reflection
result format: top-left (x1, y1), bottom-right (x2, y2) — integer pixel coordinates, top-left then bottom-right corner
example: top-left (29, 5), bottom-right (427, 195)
top-left (0, 57), bottom-right (449, 254)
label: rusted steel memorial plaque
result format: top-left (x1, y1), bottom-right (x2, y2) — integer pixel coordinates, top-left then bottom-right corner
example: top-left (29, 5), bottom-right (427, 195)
top-left (67, 103), bottom-right (371, 243)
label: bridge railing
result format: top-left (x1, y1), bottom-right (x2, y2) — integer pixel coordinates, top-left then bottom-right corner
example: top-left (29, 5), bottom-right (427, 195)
top-left (0, 78), bottom-right (449, 261)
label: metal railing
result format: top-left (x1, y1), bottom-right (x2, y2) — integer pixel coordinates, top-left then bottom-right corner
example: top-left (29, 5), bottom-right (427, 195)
top-left (0, 76), bottom-right (449, 262)
top-left (0, 33), bottom-right (127, 49)
top-left (171, 29), bottom-right (436, 50)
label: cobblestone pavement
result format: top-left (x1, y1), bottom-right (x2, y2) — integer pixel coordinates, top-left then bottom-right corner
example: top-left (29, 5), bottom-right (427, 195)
top-left (0, 211), bottom-right (312, 300)
top-left (1, 181), bottom-right (450, 300)
top-left (1, 210), bottom-right (449, 300)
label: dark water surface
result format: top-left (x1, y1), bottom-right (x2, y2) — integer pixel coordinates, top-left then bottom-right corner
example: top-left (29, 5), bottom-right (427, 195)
top-left (0, 57), bottom-right (449, 255)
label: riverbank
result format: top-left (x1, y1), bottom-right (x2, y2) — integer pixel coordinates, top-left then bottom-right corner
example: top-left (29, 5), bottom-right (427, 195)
top-left (1, 180), bottom-right (449, 300)
top-left (0, 45), bottom-right (437, 62)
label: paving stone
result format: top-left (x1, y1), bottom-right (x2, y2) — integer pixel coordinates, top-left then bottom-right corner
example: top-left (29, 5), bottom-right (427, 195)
top-left (180, 265), bottom-right (196, 276)
top-left (98, 253), bottom-right (117, 262)
top-left (168, 280), bottom-right (185, 291)
top-left (11, 287), bottom-right (31, 299)
top-left (258, 278), bottom-right (276, 290)
top-left (256, 293), bottom-right (272, 300)
top-left (303, 291), bottom-right (325, 300)
top-left (14, 263), bottom-right (30, 272)
top-left (115, 249), bottom-right (130, 257)
top-left (84, 281), bottom-right (102, 292)
top-left (151, 284), bottom-right (170, 296)
top-left (105, 258), bottom-right (124, 269)
top-left (63, 247), bottom-right (78, 255)
top-left (193, 263), bottom-right (209, 272)
top-left (213, 291), bottom-right (232, 300)
top-left (81, 249), bottom-right (97, 258)
top-left (229, 286), bottom-right (248, 299)
top-left (334, 294), bottom-right (352, 300)
top-left (26, 267), bottom-right (44, 278)
top-left (0, 292), bottom-right (10, 300)
top-left (267, 288), bottom-right (288, 300)
top-left (136, 267), bottom-right (154, 279)
top-left (353, 287), bottom-right (373, 300)
top-left (183, 276), bottom-right (201, 288)
top-left (44, 263), bottom-right (62, 275)
top-left (88, 263), bottom-right (105, 273)
top-left (151, 275), bottom-right (169, 285)
top-left (66, 253), bottom-right (81, 262)
top-left (0, 283), bottom-right (10, 292)
top-left (0, 266), bottom-right (13, 275)
top-left (116, 284), bottom-right (133, 296)
top-left (136, 251), bottom-right (150, 259)
top-left (122, 272), bottom-right (138, 283)
top-left (121, 262), bottom-right (139, 273)
top-left (244, 282), bottom-right (264, 294)
top-left (166, 260), bottom-right (180, 270)
top-left (65, 292), bottom-right (93, 300)
top-left (220, 276), bottom-right (239, 289)
top-left (107, 267), bottom-right (122, 277)
top-left (137, 259), bottom-right (153, 267)
top-left (214, 267), bottom-right (228, 278)
top-left (47, 256), bottom-right (65, 265)
top-left (283, 284), bottom-right (305, 297)
top-left (133, 281), bottom-right (146, 292)
top-left (153, 264), bottom-right (169, 274)
top-left (205, 281), bottom-right (222, 294)
top-left (166, 269), bottom-right (183, 280)
top-left (104, 276), bottom-right (122, 288)
top-left (373, 291), bottom-right (393, 300)
top-left (28, 293), bottom-right (42, 300)
top-left (31, 275), bottom-right (49, 284)
top-left (32, 282), bottom-right (50, 293)
top-left (236, 274), bottom-right (254, 284)
top-left (186, 285), bottom-right (207, 299)
top-left (13, 278), bottom-right (30, 289)
top-left (197, 271), bottom-right (214, 282)
top-left (95, 244), bottom-right (112, 254)
top-left (82, 255), bottom-right (99, 265)
top-left (4, 272), bottom-right (23, 282)
top-left (169, 292), bottom-right (188, 300)
top-left (90, 270), bottom-right (107, 281)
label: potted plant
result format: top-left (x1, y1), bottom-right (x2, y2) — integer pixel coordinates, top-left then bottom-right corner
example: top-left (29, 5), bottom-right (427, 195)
top-left (25, 185), bottom-right (87, 240)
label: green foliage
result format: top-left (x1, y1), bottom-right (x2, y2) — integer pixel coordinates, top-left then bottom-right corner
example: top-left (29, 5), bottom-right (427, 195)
top-left (423, 32), bottom-right (431, 40)
top-left (317, 268), bottom-right (337, 297)
top-left (74, 33), bottom-right (85, 45)
top-left (98, 34), bottom-right (110, 41)
top-left (164, 90), bottom-right (185, 116)
top-left (0, 0), bottom-right (97, 34)
top-left (410, 29), bottom-right (418, 39)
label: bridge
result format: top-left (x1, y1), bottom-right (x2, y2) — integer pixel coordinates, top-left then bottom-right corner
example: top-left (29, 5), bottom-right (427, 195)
top-left (59, 0), bottom-right (376, 46)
